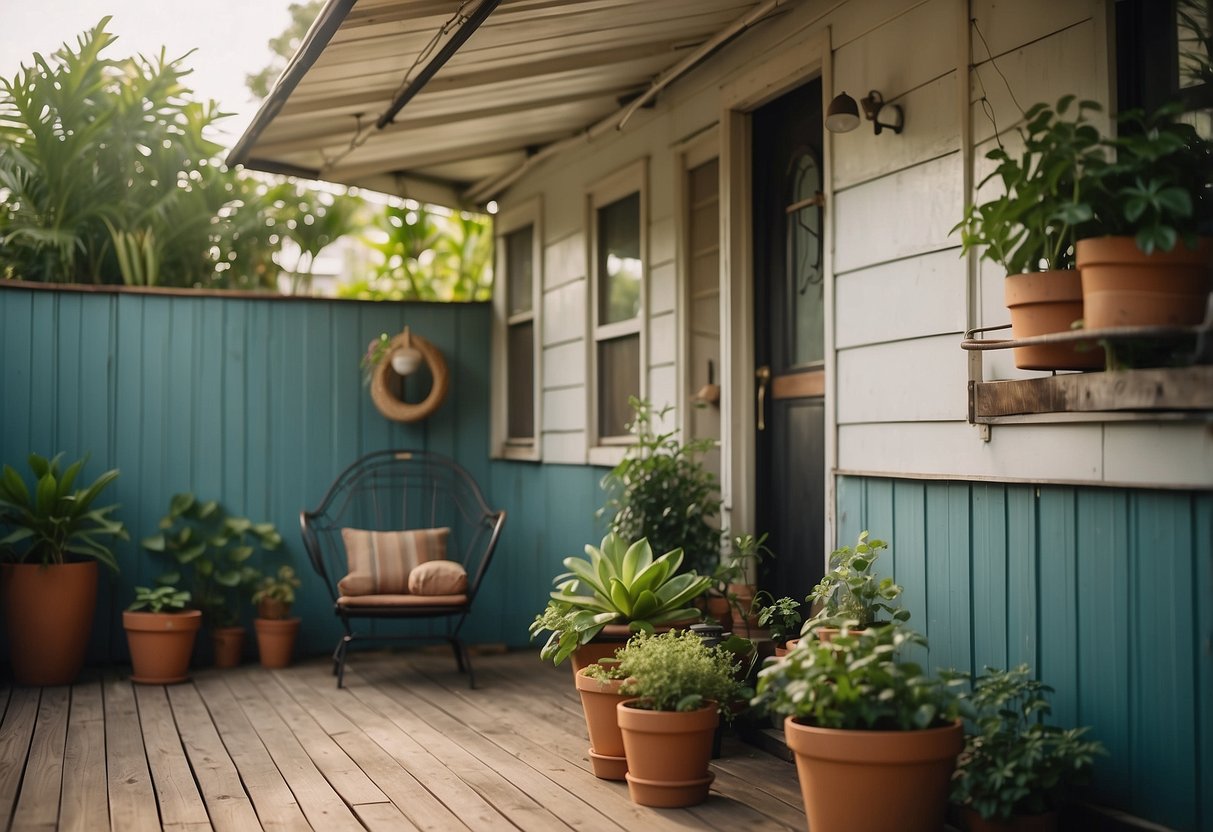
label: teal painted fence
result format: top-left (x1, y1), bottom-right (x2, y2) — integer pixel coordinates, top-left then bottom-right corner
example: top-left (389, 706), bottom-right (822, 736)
top-left (837, 475), bottom-right (1212, 831)
top-left (0, 285), bottom-right (601, 669)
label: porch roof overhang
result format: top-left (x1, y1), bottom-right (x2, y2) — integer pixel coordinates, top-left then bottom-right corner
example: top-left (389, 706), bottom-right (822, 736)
top-left (226, 0), bottom-right (786, 208)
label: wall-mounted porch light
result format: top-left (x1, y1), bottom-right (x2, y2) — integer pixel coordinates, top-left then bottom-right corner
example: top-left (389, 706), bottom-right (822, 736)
top-left (825, 90), bottom-right (904, 135)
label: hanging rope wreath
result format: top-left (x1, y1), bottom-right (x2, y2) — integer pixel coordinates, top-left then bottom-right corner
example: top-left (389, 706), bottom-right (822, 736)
top-left (370, 329), bottom-right (449, 422)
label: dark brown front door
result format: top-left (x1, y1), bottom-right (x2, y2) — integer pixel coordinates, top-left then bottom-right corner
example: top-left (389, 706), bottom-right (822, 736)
top-left (752, 79), bottom-right (826, 600)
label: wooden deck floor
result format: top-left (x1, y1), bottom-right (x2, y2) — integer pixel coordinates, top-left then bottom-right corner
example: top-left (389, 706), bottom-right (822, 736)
top-left (0, 650), bottom-right (806, 831)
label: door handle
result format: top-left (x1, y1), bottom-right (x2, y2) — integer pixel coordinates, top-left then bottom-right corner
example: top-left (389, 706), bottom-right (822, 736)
top-left (756, 365), bottom-right (771, 431)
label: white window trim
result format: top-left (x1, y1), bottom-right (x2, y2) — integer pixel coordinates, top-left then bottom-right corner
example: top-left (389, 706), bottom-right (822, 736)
top-left (491, 197), bottom-right (543, 461)
top-left (587, 159), bottom-right (648, 466)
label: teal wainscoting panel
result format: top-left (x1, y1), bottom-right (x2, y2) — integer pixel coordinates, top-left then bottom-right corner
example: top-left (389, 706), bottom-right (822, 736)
top-left (837, 475), bottom-right (1212, 831)
top-left (0, 287), bottom-right (611, 673)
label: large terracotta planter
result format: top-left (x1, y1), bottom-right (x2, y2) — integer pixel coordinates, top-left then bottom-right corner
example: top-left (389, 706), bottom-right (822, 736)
top-left (1, 561), bottom-right (99, 686)
top-left (962, 807), bottom-right (1058, 832)
top-left (123, 609), bottom-right (203, 684)
top-left (212, 626), bottom-right (245, 668)
top-left (1076, 236), bottom-right (1213, 329)
top-left (617, 700), bottom-right (718, 807)
top-left (255, 617), bottom-right (300, 668)
top-left (1004, 270), bottom-right (1103, 371)
top-left (574, 667), bottom-right (628, 780)
top-left (784, 715), bottom-right (963, 832)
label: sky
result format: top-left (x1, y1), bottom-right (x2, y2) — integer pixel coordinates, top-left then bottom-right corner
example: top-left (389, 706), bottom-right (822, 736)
top-left (0, 0), bottom-right (298, 149)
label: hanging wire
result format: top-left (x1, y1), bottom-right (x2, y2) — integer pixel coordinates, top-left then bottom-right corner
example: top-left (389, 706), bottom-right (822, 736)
top-left (321, 0), bottom-right (474, 173)
top-left (969, 16), bottom-right (1028, 151)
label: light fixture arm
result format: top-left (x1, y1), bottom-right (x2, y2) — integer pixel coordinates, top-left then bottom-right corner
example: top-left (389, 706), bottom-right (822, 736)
top-left (860, 90), bottom-right (903, 135)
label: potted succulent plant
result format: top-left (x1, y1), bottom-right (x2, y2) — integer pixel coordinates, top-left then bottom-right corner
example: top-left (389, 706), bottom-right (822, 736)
top-left (0, 452), bottom-right (127, 685)
top-left (954, 96), bottom-right (1105, 371)
top-left (529, 533), bottom-right (712, 672)
top-left (804, 530), bottom-right (909, 642)
top-left (142, 493), bottom-right (280, 668)
top-left (951, 665), bottom-right (1105, 832)
top-left (1074, 103), bottom-right (1213, 331)
top-left (754, 622), bottom-right (965, 832)
top-left (123, 584), bottom-right (201, 684)
top-left (577, 659), bottom-right (630, 780)
top-left (612, 630), bottom-right (746, 807)
top-left (252, 565), bottom-right (302, 668)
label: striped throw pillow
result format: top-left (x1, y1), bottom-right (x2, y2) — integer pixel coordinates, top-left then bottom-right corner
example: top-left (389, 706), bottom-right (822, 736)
top-left (338, 527), bottom-right (450, 596)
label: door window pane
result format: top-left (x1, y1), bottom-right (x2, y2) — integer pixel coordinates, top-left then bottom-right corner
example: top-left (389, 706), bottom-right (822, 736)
top-left (506, 225), bottom-right (533, 316)
top-left (597, 193), bottom-right (642, 324)
top-left (788, 151), bottom-right (824, 366)
top-left (507, 321), bottom-right (534, 439)
top-left (598, 334), bottom-right (640, 437)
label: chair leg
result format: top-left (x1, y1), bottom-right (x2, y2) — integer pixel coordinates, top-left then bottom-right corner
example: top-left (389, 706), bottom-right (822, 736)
top-left (335, 636), bottom-right (351, 689)
top-left (331, 638), bottom-right (344, 675)
top-left (449, 637), bottom-right (466, 673)
top-left (454, 639), bottom-right (475, 689)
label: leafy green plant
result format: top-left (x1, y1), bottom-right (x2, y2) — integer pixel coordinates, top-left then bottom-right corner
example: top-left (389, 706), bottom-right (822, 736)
top-left (806, 530), bottom-right (909, 630)
top-left (599, 398), bottom-right (723, 575)
top-left (128, 585), bottom-right (191, 614)
top-left (614, 630), bottom-right (745, 714)
top-left (583, 658), bottom-right (627, 683)
top-left (142, 494), bottom-right (281, 628)
top-left (529, 533), bottom-right (712, 665)
top-left (951, 665), bottom-right (1105, 821)
top-left (954, 96), bottom-right (1104, 274)
top-left (252, 565), bottom-right (302, 618)
top-left (0, 452), bottom-right (127, 570)
top-left (753, 622), bottom-right (963, 730)
top-left (754, 593), bottom-right (803, 644)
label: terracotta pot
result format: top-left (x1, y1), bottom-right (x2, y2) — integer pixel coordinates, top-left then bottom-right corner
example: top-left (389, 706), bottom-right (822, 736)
top-left (727, 582), bottom-right (760, 634)
top-left (1004, 270), bottom-right (1103, 370)
top-left (574, 667), bottom-right (628, 780)
top-left (257, 597), bottom-right (290, 620)
top-left (617, 700), bottom-right (718, 807)
top-left (774, 637), bottom-right (801, 658)
top-left (1, 562), bottom-right (99, 686)
top-left (212, 626), bottom-right (245, 668)
top-left (123, 609), bottom-right (203, 684)
top-left (570, 619), bottom-right (697, 677)
top-left (962, 807), bottom-right (1058, 832)
top-left (705, 595), bottom-right (732, 630)
top-left (1076, 236), bottom-right (1213, 329)
top-left (255, 617), bottom-right (300, 668)
top-left (785, 716), bottom-right (963, 832)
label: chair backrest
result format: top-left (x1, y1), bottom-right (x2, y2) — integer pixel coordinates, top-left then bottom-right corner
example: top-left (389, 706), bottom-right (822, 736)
top-left (300, 450), bottom-right (506, 604)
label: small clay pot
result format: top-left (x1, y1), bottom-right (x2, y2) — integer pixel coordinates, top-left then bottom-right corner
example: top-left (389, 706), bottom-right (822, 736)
top-left (576, 667), bottom-right (628, 780)
top-left (212, 626), bottom-right (245, 668)
top-left (254, 617), bottom-right (300, 669)
top-left (618, 700), bottom-right (718, 807)
top-left (257, 597), bottom-right (291, 620)
top-left (124, 609), bottom-right (203, 684)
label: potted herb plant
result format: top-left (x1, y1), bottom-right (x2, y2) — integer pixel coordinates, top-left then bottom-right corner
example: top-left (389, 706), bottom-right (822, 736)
top-left (804, 530), bottom-right (908, 642)
top-left (0, 452), bottom-right (127, 685)
top-left (577, 659), bottom-right (630, 780)
top-left (123, 584), bottom-right (201, 684)
top-left (754, 622), bottom-right (965, 831)
top-left (708, 532), bottom-right (772, 636)
top-left (142, 493), bottom-right (280, 668)
top-left (951, 665), bottom-right (1105, 832)
top-left (1075, 103), bottom-right (1213, 330)
top-left (612, 630), bottom-right (745, 807)
top-left (754, 593), bottom-right (803, 656)
top-left (598, 398), bottom-right (723, 575)
top-left (954, 96), bottom-right (1105, 370)
top-left (529, 533), bottom-right (712, 672)
top-left (252, 565), bottom-right (302, 668)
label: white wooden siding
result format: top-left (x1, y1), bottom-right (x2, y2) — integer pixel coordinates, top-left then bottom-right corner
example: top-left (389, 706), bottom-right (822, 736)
top-left (492, 0), bottom-right (1205, 488)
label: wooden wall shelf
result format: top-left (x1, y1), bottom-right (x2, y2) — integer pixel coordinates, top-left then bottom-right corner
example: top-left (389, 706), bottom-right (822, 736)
top-left (968, 366), bottom-right (1213, 421)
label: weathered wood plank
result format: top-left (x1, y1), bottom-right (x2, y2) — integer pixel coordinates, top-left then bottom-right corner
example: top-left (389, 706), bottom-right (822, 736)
top-left (222, 671), bottom-right (365, 832)
top-left (11, 686), bottom-right (68, 831)
top-left (352, 801), bottom-right (423, 832)
top-left (166, 683), bottom-right (263, 832)
top-left (59, 681), bottom-right (108, 832)
top-left (265, 669), bottom-right (471, 832)
top-left (134, 684), bottom-right (212, 831)
top-left (103, 678), bottom-right (160, 832)
top-left (974, 366), bottom-right (1213, 418)
top-left (245, 673), bottom-right (387, 807)
top-left (191, 675), bottom-right (311, 832)
top-left (0, 687), bottom-right (39, 829)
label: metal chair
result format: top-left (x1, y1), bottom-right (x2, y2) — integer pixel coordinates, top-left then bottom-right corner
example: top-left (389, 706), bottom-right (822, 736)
top-left (300, 450), bottom-right (506, 688)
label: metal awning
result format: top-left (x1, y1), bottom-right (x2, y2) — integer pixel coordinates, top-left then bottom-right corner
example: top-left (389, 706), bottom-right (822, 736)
top-left (227, 0), bottom-right (784, 207)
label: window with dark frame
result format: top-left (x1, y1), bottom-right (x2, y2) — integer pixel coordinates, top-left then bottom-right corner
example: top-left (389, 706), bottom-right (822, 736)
top-left (504, 224), bottom-right (535, 442)
top-left (594, 192), bottom-right (642, 440)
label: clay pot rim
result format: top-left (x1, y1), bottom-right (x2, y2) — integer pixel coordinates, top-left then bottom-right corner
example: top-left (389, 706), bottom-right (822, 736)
top-left (617, 699), bottom-right (720, 732)
top-left (784, 715), bottom-right (963, 763)
top-left (254, 616), bottom-right (301, 630)
top-left (122, 609), bottom-right (203, 632)
top-left (574, 665), bottom-right (626, 694)
top-left (1076, 234), bottom-right (1213, 266)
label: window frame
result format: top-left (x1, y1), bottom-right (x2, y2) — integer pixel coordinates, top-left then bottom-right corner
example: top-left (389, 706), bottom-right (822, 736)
top-left (491, 197), bottom-right (543, 461)
top-left (587, 159), bottom-right (648, 466)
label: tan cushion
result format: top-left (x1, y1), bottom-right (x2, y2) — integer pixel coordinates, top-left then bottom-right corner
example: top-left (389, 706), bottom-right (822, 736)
top-left (408, 560), bottom-right (468, 595)
top-left (338, 527), bottom-right (449, 596)
top-left (336, 593), bottom-right (468, 608)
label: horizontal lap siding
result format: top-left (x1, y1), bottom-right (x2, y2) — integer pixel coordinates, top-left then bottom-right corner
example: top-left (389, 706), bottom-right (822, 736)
top-left (0, 288), bottom-right (603, 664)
top-left (838, 474), bottom-right (1213, 830)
